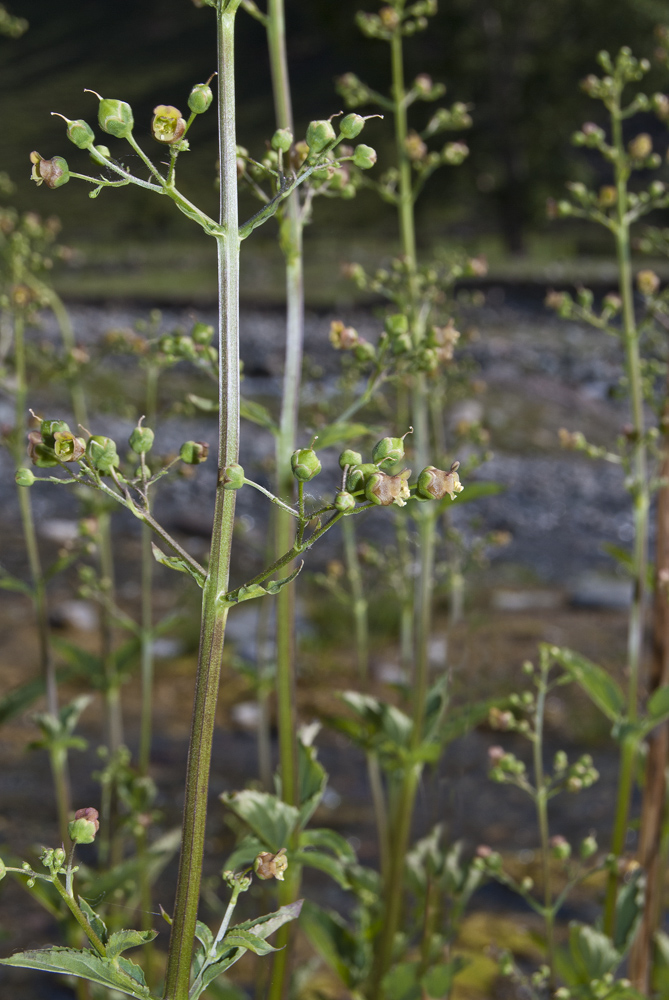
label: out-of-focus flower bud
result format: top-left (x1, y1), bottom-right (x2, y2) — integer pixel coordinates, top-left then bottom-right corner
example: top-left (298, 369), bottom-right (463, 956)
top-left (254, 848), bottom-right (288, 881)
top-left (15, 468), bottom-right (35, 487)
top-left (306, 119), bottom-right (336, 154)
top-left (335, 490), bottom-right (356, 512)
top-left (179, 440), bottom-right (209, 464)
top-left (549, 835), bottom-right (571, 860)
top-left (54, 431), bottom-right (86, 462)
top-left (291, 447), bottom-right (321, 481)
top-left (580, 835), bottom-right (598, 859)
top-left (354, 339), bottom-right (376, 362)
top-left (628, 133), bottom-right (652, 159)
top-left (416, 462), bottom-right (463, 501)
top-left (598, 186), bottom-right (617, 207)
top-left (188, 82), bottom-right (213, 115)
top-left (442, 141), bottom-right (468, 165)
top-left (339, 449), bottom-right (363, 469)
top-left (414, 74), bottom-right (433, 95)
top-left (152, 105), bottom-right (187, 144)
top-left (271, 127), bottom-right (293, 152)
top-left (489, 707), bottom-right (514, 730)
top-left (221, 463), bottom-right (244, 489)
top-left (68, 807), bottom-right (100, 845)
top-left (87, 435), bottom-right (120, 472)
top-left (353, 144), bottom-right (377, 169)
top-left (90, 93), bottom-right (134, 139)
top-left (191, 322), bottom-right (214, 345)
top-left (329, 320), bottom-right (359, 349)
top-left (379, 6), bottom-right (400, 28)
top-left (30, 152), bottom-right (70, 189)
top-left (129, 426), bottom-right (155, 454)
top-left (340, 113), bottom-right (365, 139)
top-left (385, 313), bottom-right (409, 336)
top-left (405, 131), bottom-right (427, 161)
top-left (365, 468), bottom-right (411, 507)
top-left (637, 269), bottom-right (660, 296)
top-left (372, 429), bottom-right (412, 469)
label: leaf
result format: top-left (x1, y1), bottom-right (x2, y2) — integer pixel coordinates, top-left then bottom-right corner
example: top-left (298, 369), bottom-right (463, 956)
top-left (0, 567), bottom-right (32, 596)
top-left (382, 961), bottom-right (421, 1000)
top-left (439, 698), bottom-right (503, 747)
top-left (222, 563), bottom-right (304, 608)
top-left (240, 397), bottom-right (278, 434)
top-left (647, 684), bottom-right (669, 723)
top-left (0, 947), bottom-right (150, 998)
top-left (223, 834), bottom-right (266, 872)
top-left (240, 899), bottom-right (303, 940)
top-left (187, 392), bottom-right (218, 412)
top-left (567, 923), bottom-right (621, 983)
top-left (77, 897), bottom-right (108, 945)
top-left (297, 737), bottom-right (327, 827)
top-left (51, 638), bottom-right (105, 687)
top-left (313, 422), bottom-right (371, 450)
top-left (549, 646), bottom-right (625, 723)
top-left (602, 543), bottom-right (655, 590)
top-left (151, 543), bottom-right (206, 589)
top-left (222, 929), bottom-right (277, 956)
top-left (293, 848), bottom-right (350, 888)
top-left (299, 828), bottom-right (357, 863)
top-left (195, 920), bottom-right (214, 952)
top-left (613, 867), bottom-right (644, 954)
top-left (421, 959), bottom-right (465, 999)
top-left (106, 929), bottom-right (158, 958)
top-left (0, 677), bottom-right (49, 725)
top-left (299, 900), bottom-right (366, 989)
top-left (220, 790), bottom-right (299, 852)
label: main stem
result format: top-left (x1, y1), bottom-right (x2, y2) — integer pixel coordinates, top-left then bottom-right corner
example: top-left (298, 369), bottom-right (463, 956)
top-left (267, 3), bottom-right (304, 996)
top-left (603, 103), bottom-right (648, 936)
top-left (163, 7), bottom-right (240, 998)
top-left (533, 669), bottom-right (556, 987)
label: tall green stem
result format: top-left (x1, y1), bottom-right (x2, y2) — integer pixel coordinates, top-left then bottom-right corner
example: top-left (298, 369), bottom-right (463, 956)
top-left (603, 102), bottom-right (648, 936)
top-left (533, 668), bottom-right (556, 986)
top-left (139, 365), bottom-right (158, 776)
top-left (267, 3), bottom-right (304, 996)
top-left (163, 6), bottom-right (240, 998)
top-left (343, 515), bottom-right (369, 678)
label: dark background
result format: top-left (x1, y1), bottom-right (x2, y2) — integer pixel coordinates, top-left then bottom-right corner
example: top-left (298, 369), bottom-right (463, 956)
top-left (3, 0), bottom-right (669, 259)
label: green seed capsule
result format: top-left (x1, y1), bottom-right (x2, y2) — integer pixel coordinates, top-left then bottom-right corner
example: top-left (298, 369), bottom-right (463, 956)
top-left (98, 98), bottom-right (134, 139)
top-left (30, 153), bottom-right (70, 189)
top-left (353, 144), bottom-right (377, 169)
top-left (372, 435), bottom-right (407, 467)
top-left (40, 419), bottom-right (71, 448)
top-left (306, 119), bottom-right (336, 154)
top-left (15, 468), bottom-right (35, 487)
top-left (221, 463), bottom-right (245, 489)
top-left (86, 435), bottom-right (120, 473)
top-left (188, 83), bottom-right (213, 114)
top-left (291, 448), bottom-right (322, 481)
top-left (66, 119), bottom-right (95, 149)
top-left (179, 440), bottom-right (209, 464)
top-left (271, 127), bottom-right (293, 152)
top-left (385, 314), bottom-right (409, 336)
top-left (129, 426), bottom-right (155, 454)
top-left (339, 449), bottom-right (363, 470)
top-left (340, 113), bottom-right (365, 139)
top-left (191, 321), bottom-right (214, 345)
top-left (90, 144), bottom-right (111, 164)
top-left (335, 490), bottom-right (356, 512)
top-left (347, 462), bottom-right (377, 491)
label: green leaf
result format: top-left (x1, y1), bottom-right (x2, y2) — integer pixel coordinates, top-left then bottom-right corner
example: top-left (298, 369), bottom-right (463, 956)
top-left (0, 677), bottom-right (49, 725)
top-left (382, 961), bottom-right (421, 1000)
top-left (548, 645), bottom-right (625, 723)
top-left (293, 848), bottom-right (350, 888)
top-left (240, 397), bottom-right (278, 434)
top-left (602, 543), bottom-right (655, 590)
top-left (613, 866), bottom-right (644, 953)
top-left (567, 923), bottom-right (621, 983)
top-left (0, 567), bottom-right (32, 596)
top-left (78, 897), bottom-right (108, 945)
top-left (51, 638), bottom-right (105, 687)
top-left (297, 737), bottom-right (327, 827)
top-left (187, 392), bottom-right (218, 412)
top-left (0, 947), bottom-right (150, 998)
top-left (237, 899), bottom-right (303, 940)
top-left (221, 789), bottom-right (299, 852)
top-left (151, 543), bottom-right (206, 588)
top-left (439, 698), bottom-right (503, 747)
top-left (299, 828), bottom-right (357, 863)
top-left (421, 959), bottom-right (465, 999)
top-left (195, 920), bottom-right (214, 952)
top-left (223, 834), bottom-right (265, 872)
top-left (647, 683), bottom-right (669, 722)
top-left (222, 929), bottom-right (277, 956)
top-left (222, 563), bottom-right (304, 608)
top-left (106, 929), bottom-right (158, 958)
top-left (314, 422), bottom-right (371, 450)
top-left (299, 900), bottom-right (366, 989)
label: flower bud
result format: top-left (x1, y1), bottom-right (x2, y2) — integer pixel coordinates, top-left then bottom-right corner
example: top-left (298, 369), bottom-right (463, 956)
top-left (598, 186), bottom-right (617, 207)
top-left (291, 447), bottom-right (321, 481)
top-left (54, 431), bottom-right (86, 462)
top-left (353, 144), bottom-right (377, 169)
top-left (385, 314), bottom-right (408, 336)
top-left (30, 152), bottom-right (70, 189)
top-left (580, 835), bottom-right (597, 859)
top-left (152, 105), bottom-right (187, 144)
top-left (63, 119), bottom-right (95, 150)
top-left (129, 426), bottom-right (155, 454)
top-left (365, 468), bottom-right (411, 507)
top-left (94, 96), bottom-right (134, 138)
top-left (68, 807), bottom-right (100, 844)
top-left (90, 144), bottom-right (111, 163)
top-left (637, 269), bottom-right (660, 296)
top-left (629, 133), bottom-right (652, 159)
top-left (271, 127), bottom-right (293, 152)
top-left (405, 131), bottom-right (427, 161)
top-left (254, 848), bottom-right (288, 881)
top-left (339, 449), bottom-right (363, 469)
top-left (354, 339), bottom-right (376, 362)
top-left (340, 113), bottom-right (365, 139)
top-left (329, 320), bottom-right (358, 349)
top-left (306, 119), bottom-right (336, 154)
top-left (335, 490), bottom-right (356, 512)
top-left (372, 430), bottom-right (411, 468)
top-left (188, 83), bottom-right (213, 115)
top-left (191, 321), bottom-right (214, 344)
top-left (15, 468), bottom-right (35, 487)
top-left (549, 835), bottom-right (571, 860)
top-left (87, 435), bottom-right (120, 473)
top-left (521, 876), bottom-right (534, 893)
top-left (221, 463), bottom-right (244, 489)
top-left (179, 440), bottom-right (209, 464)
top-left (347, 463), bottom-right (377, 491)
top-left (416, 462), bottom-right (463, 501)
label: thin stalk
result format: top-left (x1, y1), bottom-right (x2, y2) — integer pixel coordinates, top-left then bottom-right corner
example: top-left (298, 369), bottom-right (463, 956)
top-left (98, 510), bottom-right (123, 755)
top-left (603, 102), bottom-right (649, 936)
top-left (139, 364), bottom-right (159, 776)
top-left (162, 6), bottom-right (241, 997)
top-left (367, 751), bottom-right (390, 882)
top-left (343, 515), bottom-right (369, 678)
top-left (267, 3), bottom-right (304, 995)
top-left (532, 670), bottom-right (556, 987)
